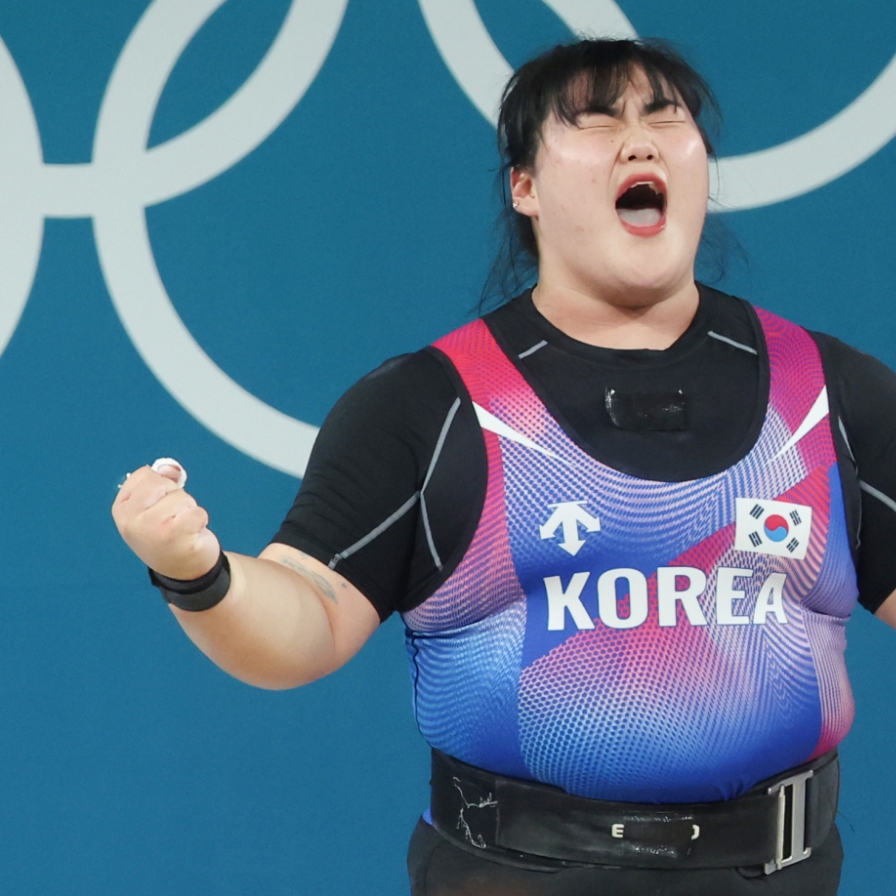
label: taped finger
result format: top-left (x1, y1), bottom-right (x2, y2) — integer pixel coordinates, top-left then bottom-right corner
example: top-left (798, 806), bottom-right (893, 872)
top-left (152, 457), bottom-right (188, 489)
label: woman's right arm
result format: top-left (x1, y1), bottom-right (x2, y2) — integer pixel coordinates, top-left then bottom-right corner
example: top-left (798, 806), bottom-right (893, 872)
top-left (112, 464), bottom-right (380, 690)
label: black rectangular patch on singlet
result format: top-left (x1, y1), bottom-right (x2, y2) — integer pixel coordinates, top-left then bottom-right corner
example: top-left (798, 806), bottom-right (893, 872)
top-left (605, 388), bottom-right (687, 432)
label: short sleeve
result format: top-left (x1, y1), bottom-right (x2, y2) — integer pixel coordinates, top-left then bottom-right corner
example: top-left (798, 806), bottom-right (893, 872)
top-left (815, 332), bottom-right (896, 612)
top-left (271, 350), bottom-right (484, 620)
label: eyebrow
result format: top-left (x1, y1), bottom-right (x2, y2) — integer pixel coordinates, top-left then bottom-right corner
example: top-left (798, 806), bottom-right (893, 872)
top-left (644, 96), bottom-right (680, 114)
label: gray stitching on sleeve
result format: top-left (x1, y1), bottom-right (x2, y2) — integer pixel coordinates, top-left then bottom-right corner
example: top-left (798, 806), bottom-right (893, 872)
top-left (328, 491), bottom-right (420, 568)
top-left (328, 398), bottom-right (462, 571)
top-left (422, 398), bottom-right (461, 491)
top-left (837, 416), bottom-right (857, 464)
top-left (420, 493), bottom-right (441, 571)
top-left (419, 398), bottom-right (461, 570)
top-left (859, 480), bottom-right (896, 516)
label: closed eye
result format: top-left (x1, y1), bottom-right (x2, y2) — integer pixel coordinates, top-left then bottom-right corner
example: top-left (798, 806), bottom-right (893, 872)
top-left (576, 114), bottom-right (618, 130)
top-left (644, 104), bottom-right (687, 124)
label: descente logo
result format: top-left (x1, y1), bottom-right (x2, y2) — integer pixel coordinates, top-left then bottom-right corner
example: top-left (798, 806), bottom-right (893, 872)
top-left (544, 567), bottom-right (787, 631)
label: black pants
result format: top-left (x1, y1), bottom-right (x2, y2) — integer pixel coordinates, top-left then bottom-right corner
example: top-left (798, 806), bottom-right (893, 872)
top-left (407, 818), bottom-right (843, 896)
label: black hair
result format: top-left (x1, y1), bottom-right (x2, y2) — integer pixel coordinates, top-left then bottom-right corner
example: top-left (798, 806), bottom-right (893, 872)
top-left (481, 38), bottom-right (723, 310)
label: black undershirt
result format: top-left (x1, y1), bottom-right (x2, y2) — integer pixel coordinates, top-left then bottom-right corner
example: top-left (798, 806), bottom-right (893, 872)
top-left (273, 285), bottom-right (896, 620)
top-left (484, 285), bottom-right (763, 479)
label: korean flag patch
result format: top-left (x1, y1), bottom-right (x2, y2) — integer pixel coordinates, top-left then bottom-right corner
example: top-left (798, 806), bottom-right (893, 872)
top-left (734, 498), bottom-right (812, 560)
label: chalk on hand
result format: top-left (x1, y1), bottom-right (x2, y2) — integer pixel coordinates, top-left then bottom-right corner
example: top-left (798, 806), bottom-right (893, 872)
top-left (151, 457), bottom-right (188, 489)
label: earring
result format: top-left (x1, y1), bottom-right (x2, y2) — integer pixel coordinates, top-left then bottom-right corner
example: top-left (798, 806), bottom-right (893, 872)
top-left (512, 200), bottom-right (520, 209)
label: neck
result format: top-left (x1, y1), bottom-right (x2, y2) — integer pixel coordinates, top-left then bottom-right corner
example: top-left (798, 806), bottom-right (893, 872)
top-left (530, 277), bottom-right (700, 350)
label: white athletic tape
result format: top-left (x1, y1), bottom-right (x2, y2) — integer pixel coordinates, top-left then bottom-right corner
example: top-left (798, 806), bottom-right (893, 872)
top-left (151, 457), bottom-right (187, 489)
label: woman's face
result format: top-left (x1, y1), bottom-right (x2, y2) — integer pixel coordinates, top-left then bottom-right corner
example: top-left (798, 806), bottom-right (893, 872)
top-left (511, 68), bottom-right (709, 308)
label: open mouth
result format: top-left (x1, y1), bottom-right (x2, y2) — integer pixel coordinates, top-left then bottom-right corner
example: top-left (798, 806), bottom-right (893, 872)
top-left (615, 179), bottom-right (666, 233)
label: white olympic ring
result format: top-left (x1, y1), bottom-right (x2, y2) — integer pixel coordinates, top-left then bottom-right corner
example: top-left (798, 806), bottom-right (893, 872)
top-left (0, 0), bottom-right (347, 478)
top-left (416, 0), bottom-right (896, 210)
top-left (0, 0), bottom-right (894, 479)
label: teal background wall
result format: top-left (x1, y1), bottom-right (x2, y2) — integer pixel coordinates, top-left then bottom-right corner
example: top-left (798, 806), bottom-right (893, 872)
top-left (0, 1), bottom-right (893, 892)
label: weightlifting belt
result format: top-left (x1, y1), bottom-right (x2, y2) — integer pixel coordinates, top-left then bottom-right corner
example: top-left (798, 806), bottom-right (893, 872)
top-left (430, 749), bottom-right (838, 874)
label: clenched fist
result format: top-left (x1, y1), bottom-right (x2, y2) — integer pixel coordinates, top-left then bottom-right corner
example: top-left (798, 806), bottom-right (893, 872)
top-left (112, 460), bottom-right (220, 581)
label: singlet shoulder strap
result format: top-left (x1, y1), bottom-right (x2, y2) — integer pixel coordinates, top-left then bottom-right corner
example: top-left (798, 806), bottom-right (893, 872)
top-left (433, 318), bottom-right (532, 413)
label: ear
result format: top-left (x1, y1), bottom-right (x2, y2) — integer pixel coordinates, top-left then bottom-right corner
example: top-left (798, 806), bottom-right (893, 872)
top-left (510, 167), bottom-right (538, 216)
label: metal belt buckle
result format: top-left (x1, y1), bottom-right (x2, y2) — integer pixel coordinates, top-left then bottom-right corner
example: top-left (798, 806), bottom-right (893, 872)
top-left (764, 768), bottom-right (814, 874)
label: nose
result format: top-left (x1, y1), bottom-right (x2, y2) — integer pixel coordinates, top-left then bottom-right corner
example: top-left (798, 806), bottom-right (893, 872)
top-left (620, 123), bottom-right (658, 162)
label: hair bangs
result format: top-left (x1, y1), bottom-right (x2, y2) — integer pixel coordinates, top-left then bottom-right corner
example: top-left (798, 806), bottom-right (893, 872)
top-left (499, 39), bottom-right (719, 172)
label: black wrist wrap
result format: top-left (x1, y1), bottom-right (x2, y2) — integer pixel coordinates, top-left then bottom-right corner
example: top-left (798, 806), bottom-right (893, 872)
top-left (149, 553), bottom-right (231, 612)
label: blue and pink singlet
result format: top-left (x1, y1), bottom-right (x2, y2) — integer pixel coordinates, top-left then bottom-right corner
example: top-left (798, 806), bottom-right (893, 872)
top-left (403, 309), bottom-right (858, 804)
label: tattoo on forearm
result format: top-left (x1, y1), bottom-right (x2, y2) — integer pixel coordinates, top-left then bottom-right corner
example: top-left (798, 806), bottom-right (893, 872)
top-left (278, 556), bottom-right (338, 604)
